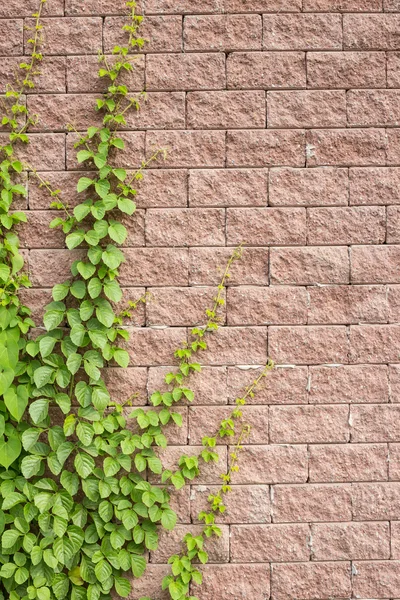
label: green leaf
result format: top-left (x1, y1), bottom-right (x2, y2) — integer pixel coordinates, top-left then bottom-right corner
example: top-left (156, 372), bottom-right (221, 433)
top-left (75, 453), bottom-right (95, 479)
top-left (113, 168), bottom-right (127, 182)
top-left (21, 455), bottom-right (42, 478)
top-left (34, 366), bottom-right (54, 388)
top-left (88, 278), bottom-right (102, 299)
top-left (108, 222), bottom-right (127, 245)
top-left (103, 457), bottom-right (120, 477)
top-left (66, 231), bottom-right (85, 250)
top-left (95, 300), bottom-right (114, 328)
top-left (77, 177), bottom-right (93, 193)
top-left (77, 150), bottom-right (93, 163)
top-left (113, 348), bottom-right (129, 368)
top-left (52, 282), bottom-right (70, 301)
top-left (70, 280), bottom-right (86, 299)
top-left (94, 179), bottom-right (110, 199)
top-left (29, 398), bottom-right (49, 424)
top-left (39, 336), bottom-right (57, 357)
top-left (73, 204), bottom-right (91, 222)
top-left (2, 528), bottom-right (21, 548)
top-left (60, 471), bottom-right (79, 496)
top-left (117, 197), bottom-right (135, 215)
top-left (112, 138), bottom-right (125, 149)
top-left (4, 385), bottom-right (28, 422)
top-left (53, 537), bottom-right (75, 565)
top-left (22, 428), bottom-right (41, 451)
top-left (66, 353), bottom-right (82, 375)
top-left (103, 279), bottom-right (122, 302)
top-left (161, 508), bottom-right (177, 531)
top-left (94, 559), bottom-right (112, 583)
top-left (130, 554), bottom-right (146, 578)
top-left (43, 309), bottom-right (64, 331)
top-left (115, 576), bottom-right (131, 597)
top-left (77, 262), bottom-right (96, 280)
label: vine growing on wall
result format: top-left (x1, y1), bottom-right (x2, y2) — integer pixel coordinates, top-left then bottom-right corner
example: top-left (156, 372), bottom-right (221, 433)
top-left (0, 2), bottom-right (274, 600)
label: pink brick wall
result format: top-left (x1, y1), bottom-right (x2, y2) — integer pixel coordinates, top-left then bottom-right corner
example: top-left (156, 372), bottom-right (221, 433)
top-left (3, 0), bottom-right (400, 597)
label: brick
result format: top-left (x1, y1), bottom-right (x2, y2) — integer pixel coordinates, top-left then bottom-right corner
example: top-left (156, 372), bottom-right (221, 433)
top-left (187, 91), bottom-right (265, 129)
top-left (0, 133), bottom-right (65, 172)
top-left (227, 286), bottom-right (308, 326)
top-left (190, 484), bottom-right (271, 524)
top-left (269, 167), bottom-right (348, 207)
top-left (0, 56), bottom-right (66, 93)
top-left (146, 53), bottom-right (226, 91)
top-left (350, 324), bottom-right (400, 362)
top-left (227, 208), bottom-right (306, 246)
top-left (353, 561), bottom-right (400, 598)
top-left (271, 405), bottom-right (349, 444)
top-left (144, 0), bottom-right (221, 13)
top-left (308, 206), bottom-right (386, 245)
top-left (227, 366), bottom-right (309, 405)
top-left (312, 522), bottom-right (390, 561)
top-left (268, 90), bottom-right (346, 129)
top-left (390, 364), bottom-right (400, 402)
top-left (67, 54), bottom-right (144, 93)
top-left (25, 17), bottom-right (102, 55)
top-left (189, 405), bottom-right (268, 444)
top-left (264, 14), bottom-right (342, 51)
top-left (196, 327), bottom-right (268, 365)
top-left (121, 564), bottom-right (168, 600)
top-left (227, 130), bottom-right (305, 168)
top-left (145, 208), bottom-right (225, 246)
top-left (112, 288), bottom-right (146, 326)
top-left (304, 0), bottom-right (382, 9)
top-left (387, 128), bottom-right (400, 164)
top-left (125, 327), bottom-right (186, 366)
top-left (231, 445), bottom-right (308, 484)
top-left (104, 16), bottom-right (182, 53)
top-left (102, 367), bottom-right (147, 405)
top-left (66, 0), bottom-right (136, 15)
top-left (392, 521), bottom-right (400, 558)
top-left (272, 484), bottom-right (353, 522)
top-left (120, 248), bottom-right (188, 286)
top-left (31, 92), bottom-right (185, 131)
top-left (146, 131), bottom-right (225, 168)
top-left (231, 524), bottom-right (310, 563)
top-left (189, 169), bottom-right (267, 207)
top-left (0, 0), bottom-right (64, 16)
top-left (191, 564), bottom-right (270, 600)
top-left (352, 245), bottom-right (400, 283)
top-left (344, 14), bottom-right (400, 49)
top-left (29, 249), bottom-right (83, 287)
top-left (150, 446), bottom-right (226, 484)
top-left (135, 169), bottom-right (188, 208)
top-left (353, 482), bottom-right (400, 520)
top-left (184, 14), bottom-right (262, 51)
top-left (350, 167), bottom-right (400, 205)
top-left (309, 444), bottom-right (388, 482)
top-left (271, 562), bottom-right (351, 600)
top-left (148, 366), bottom-right (228, 405)
top-left (189, 247), bottom-right (269, 286)
top-left (388, 285), bottom-right (400, 322)
top-left (67, 131), bottom-right (145, 170)
top-left (387, 206), bottom-right (400, 243)
top-left (225, 0), bottom-right (302, 9)
top-left (308, 284), bottom-right (388, 324)
top-left (270, 247), bottom-right (350, 285)
top-left (19, 289), bottom-right (52, 325)
top-left (348, 89), bottom-right (400, 126)
top-left (309, 365), bottom-right (389, 404)
top-left (0, 20), bottom-right (23, 56)
top-left (269, 325), bottom-right (349, 365)
top-left (388, 52), bottom-right (400, 87)
top-left (306, 128), bottom-right (386, 166)
top-left (351, 404), bottom-right (400, 442)
top-left (15, 210), bottom-right (64, 249)
top-left (385, 0), bottom-right (400, 8)
top-left (151, 524), bottom-right (229, 563)
top-left (388, 441), bottom-right (400, 476)
top-left (147, 287), bottom-right (225, 327)
top-left (227, 51), bottom-right (306, 90)
top-left (307, 51), bottom-right (386, 88)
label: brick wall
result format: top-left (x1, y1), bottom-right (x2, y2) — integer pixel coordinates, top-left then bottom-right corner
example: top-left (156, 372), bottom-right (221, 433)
top-left (2, 0), bottom-right (400, 598)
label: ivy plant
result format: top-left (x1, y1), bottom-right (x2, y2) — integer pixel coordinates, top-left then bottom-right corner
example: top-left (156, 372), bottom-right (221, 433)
top-left (0, 2), bottom-right (275, 600)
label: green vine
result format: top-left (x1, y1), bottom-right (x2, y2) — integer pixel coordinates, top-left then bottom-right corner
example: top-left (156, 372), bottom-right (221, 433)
top-left (0, 3), bottom-right (275, 600)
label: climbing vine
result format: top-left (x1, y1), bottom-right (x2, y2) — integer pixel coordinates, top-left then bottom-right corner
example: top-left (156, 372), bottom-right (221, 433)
top-left (0, 2), bottom-right (274, 600)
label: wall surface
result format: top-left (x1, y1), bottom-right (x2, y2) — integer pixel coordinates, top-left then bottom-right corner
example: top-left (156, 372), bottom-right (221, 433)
top-left (2, 0), bottom-right (400, 598)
